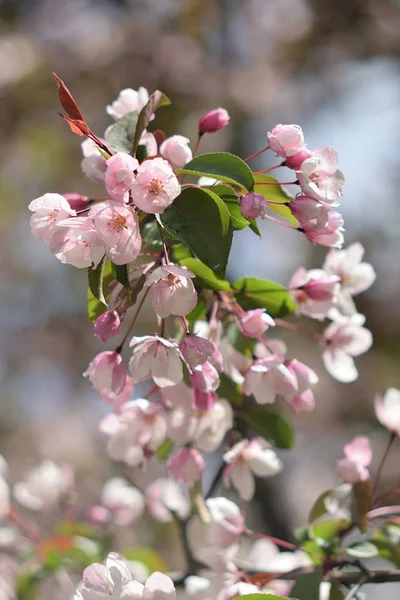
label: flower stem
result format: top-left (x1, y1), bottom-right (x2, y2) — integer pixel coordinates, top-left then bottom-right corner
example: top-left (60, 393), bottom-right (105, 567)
top-left (243, 145), bottom-right (270, 162)
top-left (372, 432), bottom-right (397, 500)
top-left (116, 287), bottom-right (150, 352)
top-left (263, 214), bottom-right (298, 230)
top-left (253, 163), bottom-right (284, 174)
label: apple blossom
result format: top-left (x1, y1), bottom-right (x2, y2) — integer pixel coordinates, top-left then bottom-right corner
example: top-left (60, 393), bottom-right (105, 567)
top-left (94, 310), bottom-right (121, 342)
top-left (89, 201), bottom-right (142, 265)
top-left (145, 478), bottom-right (190, 522)
top-left (146, 264), bottom-right (197, 318)
top-left (13, 461), bottom-right (73, 511)
top-left (243, 354), bottom-right (298, 405)
top-left (100, 399), bottom-right (167, 466)
top-left (84, 351), bottom-right (127, 394)
top-left (130, 157), bottom-right (180, 214)
top-left (285, 148), bottom-right (312, 170)
top-left (284, 359), bottom-right (319, 413)
top-left (99, 376), bottom-right (134, 410)
top-left (324, 242), bottom-right (376, 315)
top-left (297, 147), bottom-right (345, 204)
top-left (167, 447), bottom-right (205, 484)
top-left (288, 267), bottom-right (340, 319)
top-left (179, 335), bottom-right (215, 367)
top-left (81, 139), bottom-right (107, 183)
top-left (241, 309), bottom-right (275, 337)
top-left (64, 192), bottom-right (90, 212)
top-left (267, 124), bottom-right (306, 158)
top-left (100, 477), bottom-right (144, 526)
top-left (139, 131), bottom-right (158, 158)
top-left (375, 387), bottom-right (400, 436)
top-left (301, 210), bottom-right (344, 249)
top-left (160, 135), bottom-right (193, 169)
top-left (223, 438), bottom-right (283, 501)
top-left (198, 108), bottom-right (230, 134)
top-left (240, 192), bottom-right (267, 220)
top-left (189, 361), bottom-right (220, 393)
top-left (193, 390), bottom-right (217, 411)
top-left (289, 195), bottom-right (328, 228)
top-left (321, 315), bottom-right (373, 383)
top-left (205, 497), bottom-right (245, 547)
top-left (29, 193), bottom-right (76, 244)
top-left (129, 335), bottom-right (184, 388)
top-left (54, 216), bottom-right (105, 268)
top-left (105, 153), bottom-right (139, 203)
top-left (106, 87), bottom-right (150, 121)
top-left (337, 436), bottom-right (372, 484)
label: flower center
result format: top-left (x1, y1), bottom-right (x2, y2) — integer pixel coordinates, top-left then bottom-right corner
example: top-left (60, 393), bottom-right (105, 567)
top-left (148, 178), bottom-right (165, 195)
top-left (109, 215), bottom-right (127, 232)
top-left (309, 172), bottom-right (321, 187)
top-left (167, 273), bottom-right (180, 285)
top-left (48, 209), bottom-right (59, 221)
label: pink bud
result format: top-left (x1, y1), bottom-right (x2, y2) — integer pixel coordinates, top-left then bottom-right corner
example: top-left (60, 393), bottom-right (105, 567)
top-left (301, 276), bottom-right (340, 302)
top-left (267, 124), bottom-right (306, 158)
top-left (63, 193), bottom-right (90, 212)
top-left (189, 361), bottom-right (220, 393)
top-left (86, 505), bottom-right (111, 525)
top-left (241, 309), bottom-right (275, 337)
top-left (94, 310), bottom-right (121, 342)
top-left (344, 436), bottom-right (372, 467)
top-left (167, 447), bottom-right (205, 484)
top-left (193, 390), bottom-right (217, 411)
top-left (84, 351), bottom-right (126, 394)
top-left (198, 108), bottom-right (230, 135)
top-left (240, 192), bottom-right (267, 220)
top-left (179, 335), bottom-right (214, 367)
top-left (284, 149), bottom-right (312, 170)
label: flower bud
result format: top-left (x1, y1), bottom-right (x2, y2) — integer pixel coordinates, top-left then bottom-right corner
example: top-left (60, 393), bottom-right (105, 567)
top-left (94, 310), bottom-right (121, 342)
top-left (240, 192), bottom-right (267, 220)
top-left (63, 193), bottom-right (90, 212)
top-left (84, 351), bottom-right (126, 394)
top-left (193, 390), bottom-right (217, 411)
top-left (189, 361), bottom-right (220, 393)
top-left (198, 108), bottom-right (230, 135)
top-left (285, 149), bottom-right (312, 170)
top-left (267, 124), bottom-right (305, 158)
top-left (179, 335), bottom-right (214, 367)
top-left (167, 448), bottom-right (205, 484)
top-left (160, 135), bottom-right (193, 169)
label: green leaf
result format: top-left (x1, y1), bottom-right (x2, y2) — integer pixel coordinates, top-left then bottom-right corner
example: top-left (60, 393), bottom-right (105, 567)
top-left (302, 540), bottom-right (326, 565)
top-left (122, 547), bottom-right (167, 572)
top-left (178, 152), bottom-right (255, 192)
top-left (290, 566), bottom-right (322, 600)
top-left (328, 582), bottom-right (344, 600)
top-left (254, 173), bottom-right (298, 226)
top-left (217, 373), bottom-right (243, 407)
top-left (233, 277), bottom-right (297, 318)
top-left (226, 322), bottom-right (255, 357)
top-left (309, 518), bottom-right (350, 548)
top-left (172, 243), bottom-right (193, 262)
top-left (308, 490), bottom-right (333, 524)
top-left (180, 257), bottom-right (232, 292)
top-left (160, 187), bottom-right (233, 278)
top-left (133, 91), bottom-right (171, 154)
top-left (353, 479), bottom-right (372, 533)
top-left (87, 258), bottom-right (113, 322)
top-left (112, 263), bottom-right (130, 291)
top-left (106, 110), bottom-right (140, 153)
top-left (373, 538), bottom-right (400, 567)
top-left (156, 439), bottom-right (174, 461)
top-left (186, 294), bottom-right (208, 325)
top-left (294, 525), bottom-right (310, 542)
top-left (212, 184), bottom-right (250, 230)
top-left (136, 144), bottom-right (148, 163)
top-left (346, 541), bottom-right (378, 558)
top-left (243, 409), bottom-right (295, 449)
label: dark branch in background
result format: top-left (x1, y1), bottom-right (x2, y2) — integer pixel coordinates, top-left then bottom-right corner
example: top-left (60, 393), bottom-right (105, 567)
top-left (174, 516), bottom-right (204, 575)
top-left (205, 462), bottom-right (226, 499)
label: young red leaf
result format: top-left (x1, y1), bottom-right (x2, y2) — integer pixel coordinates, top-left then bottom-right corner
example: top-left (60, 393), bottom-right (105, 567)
top-left (59, 114), bottom-right (91, 137)
top-left (53, 73), bottom-right (84, 121)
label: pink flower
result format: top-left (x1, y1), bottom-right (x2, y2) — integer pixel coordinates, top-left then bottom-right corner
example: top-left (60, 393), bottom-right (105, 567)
top-left (243, 354), bottom-right (298, 405)
top-left (375, 387), bottom-right (400, 436)
top-left (89, 201), bottom-right (142, 265)
top-left (146, 264), bottom-right (197, 317)
top-left (139, 131), bottom-right (158, 158)
top-left (267, 124), bottom-right (306, 158)
top-left (131, 157), bottom-right (181, 214)
top-left (129, 335), bottom-right (184, 388)
top-left (205, 497), bottom-right (245, 547)
top-left (100, 477), bottom-right (144, 526)
top-left (105, 152), bottom-right (138, 203)
top-left (55, 216), bottom-right (105, 269)
top-left (199, 108), bottom-right (230, 134)
top-left (160, 135), bottom-right (193, 169)
top-left (322, 315), bottom-right (373, 382)
top-left (240, 192), bottom-right (267, 220)
top-left (289, 195), bottom-right (328, 228)
top-left (223, 438), bottom-right (282, 501)
top-left (285, 148), bottom-right (312, 170)
top-left (63, 193), bottom-right (90, 212)
top-left (297, 147), bottom-right (345, 204)
top-left (288, 267), bottom-right (340, 319)
top-left (167, 448), bottom-right (205, 484)
top-left (106, 87), bottom-right (150, 121)
top-left (302, 210), bottom-right (344, 249)
top-left (145, 478), bottom-right (190, 522)
top-left (323, 243), bottom-right (376, 316)
top-left (101, 399), bottom-right (167, 467)
top-left (81, 139), bottom-right (107, 183)
top-left (84, 351), bottom-right (127, 394)
top-left (179, 335), bottom-right (215, 367)
top-left (190, 361), bottom-right (220, 393)
top-left (241, 309), bottom-right (275, 337)
top-left (14, 461), bottom-right (73, 511)
top-left (284, 359), bottom-right (319, 413)
top-left (29, 193), bottom-right (76, 244)
top-left (94, 310), bottom-right (121, 342)
top-left (337, 436), bottom-right (372, 484)
top-left (193, 390), bottom-right (217, 411)
top-left (99, 376), bottom-right (133, 410)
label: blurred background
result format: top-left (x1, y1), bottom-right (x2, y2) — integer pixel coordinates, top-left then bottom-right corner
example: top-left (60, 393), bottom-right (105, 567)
top-left (0, 0), bottom-right (400, 597)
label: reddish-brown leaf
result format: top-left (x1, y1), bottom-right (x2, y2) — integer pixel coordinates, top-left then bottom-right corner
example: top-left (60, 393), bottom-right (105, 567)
top-left (133, 91), bottom-right (171, 155)
top-left (59, 114), bottom-right (91, 137)
top-left (53, 73), bottom-right (84, 121)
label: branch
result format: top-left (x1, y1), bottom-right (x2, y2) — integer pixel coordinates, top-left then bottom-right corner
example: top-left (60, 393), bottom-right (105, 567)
top-left (330, 569), bottom-right (400, 586)
top-left (174, 516), bottom-right (204, 574)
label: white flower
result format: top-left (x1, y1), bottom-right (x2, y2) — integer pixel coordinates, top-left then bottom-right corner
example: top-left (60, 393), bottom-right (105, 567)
top-left (129, 336), bottom-right (184, 388)
top-left (160, 135), bottom-right (193, 169)
top-left (145, 478), bottom-right (190, 523)
top-left (146, 264), bottom-right (197, 318)
top-left (29, 193), bottom-right (76, 244)
top-left (100, 478), bottom-right (144, 526)
top-left (243, 354), bottom-right (298, 404)
top-left (106, 87), bottom-right (150, 121)
top-left (375, 387), bottom-right (400, 436)
top-left (14, 461), bottom-right (73, 511)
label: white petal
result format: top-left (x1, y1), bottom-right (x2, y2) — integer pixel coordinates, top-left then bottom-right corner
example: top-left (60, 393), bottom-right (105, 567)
top-left (323, 349), bottom-right (358, 383)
